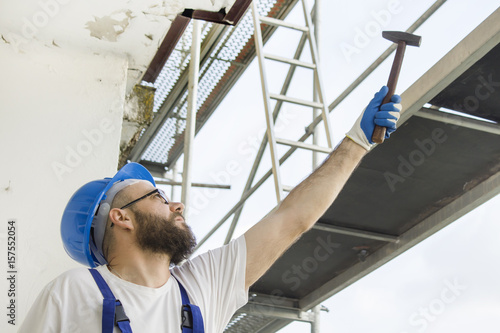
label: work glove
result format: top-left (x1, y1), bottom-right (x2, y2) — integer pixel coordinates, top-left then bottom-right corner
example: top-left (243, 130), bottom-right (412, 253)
top-left (346, 86), bottom-right (402, 151)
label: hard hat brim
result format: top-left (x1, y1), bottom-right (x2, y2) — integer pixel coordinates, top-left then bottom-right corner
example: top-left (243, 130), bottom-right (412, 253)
top-left (62, 162), bottom-right (155, 267)
top-left (85, 162), bottom-right (156, 266)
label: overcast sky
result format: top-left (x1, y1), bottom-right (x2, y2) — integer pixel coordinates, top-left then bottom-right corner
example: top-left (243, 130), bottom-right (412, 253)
top-left (164, 0), bottom-right (500, 332)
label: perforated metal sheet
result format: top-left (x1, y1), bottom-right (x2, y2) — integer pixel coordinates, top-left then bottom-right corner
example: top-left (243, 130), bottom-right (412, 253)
top-left (139, 0), bottom-right (282, 165)
top-left (225, 313), bottom-right (279, 332)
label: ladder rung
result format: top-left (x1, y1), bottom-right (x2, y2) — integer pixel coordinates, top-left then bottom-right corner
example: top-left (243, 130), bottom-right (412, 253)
top-left (276, 138), bottom-right (332, 154)
top-left (270, 94), bottom-right (323, 109)
top-left (259, 16), bottom-right (309, 32)
top-left (264, 53), bottom-right (316, 69)
top-left (283, 185), bottom-right (294, 192)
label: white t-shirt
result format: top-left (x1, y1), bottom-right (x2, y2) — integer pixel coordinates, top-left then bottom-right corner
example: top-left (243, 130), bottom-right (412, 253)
top-left (19, 236), bottom-right (248, 333)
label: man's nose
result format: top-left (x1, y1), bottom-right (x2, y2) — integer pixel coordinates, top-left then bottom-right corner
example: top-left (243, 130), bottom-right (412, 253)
top-left (169, 202), bottom-right (185, 214)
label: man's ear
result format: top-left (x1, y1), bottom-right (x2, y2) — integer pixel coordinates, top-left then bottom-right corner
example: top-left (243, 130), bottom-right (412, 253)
top-left (109, 208), bottom-right (135, 231)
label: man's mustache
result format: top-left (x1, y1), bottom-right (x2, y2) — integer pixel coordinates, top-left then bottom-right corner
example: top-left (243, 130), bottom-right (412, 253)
top-left (170, 212), bottom-right (185, 222)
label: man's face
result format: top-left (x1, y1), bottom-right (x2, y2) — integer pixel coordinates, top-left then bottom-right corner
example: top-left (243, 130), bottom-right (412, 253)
top-left (124, 182), bottom-right (197, 265)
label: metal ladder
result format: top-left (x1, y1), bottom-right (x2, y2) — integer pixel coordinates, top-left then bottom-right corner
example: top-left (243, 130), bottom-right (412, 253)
top-left (251, 0), bottom-right (333, 203)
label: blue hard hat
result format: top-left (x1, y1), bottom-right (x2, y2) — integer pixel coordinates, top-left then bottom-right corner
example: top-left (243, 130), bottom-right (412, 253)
top-left (60, 162), bottom-right (155, 267)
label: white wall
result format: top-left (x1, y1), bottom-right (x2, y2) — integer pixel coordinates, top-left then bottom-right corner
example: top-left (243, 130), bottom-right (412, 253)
top-left (0, 1), bottom-right (241, 330)
top-left (0, 41), bottom-right (128, 331)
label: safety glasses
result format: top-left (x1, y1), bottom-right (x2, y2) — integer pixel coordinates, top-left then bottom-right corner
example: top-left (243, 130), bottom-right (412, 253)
top-left (120, 188), bottom-right (169, 210)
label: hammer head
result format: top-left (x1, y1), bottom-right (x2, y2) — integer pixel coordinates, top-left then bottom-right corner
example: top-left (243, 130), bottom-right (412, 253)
top-left (383, 31), bottom-right (421, 47)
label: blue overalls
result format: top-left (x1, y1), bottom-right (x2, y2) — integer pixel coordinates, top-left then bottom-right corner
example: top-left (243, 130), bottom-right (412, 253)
top-left (88, 269), bottom-right (204, 333)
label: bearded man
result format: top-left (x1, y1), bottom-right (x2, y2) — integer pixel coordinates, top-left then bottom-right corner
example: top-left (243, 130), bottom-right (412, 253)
top-left (19, 86), bottom-right (401, 332)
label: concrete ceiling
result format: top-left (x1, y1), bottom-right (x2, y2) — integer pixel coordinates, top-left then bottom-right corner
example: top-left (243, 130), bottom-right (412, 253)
top-left (0, 0), bottom-right (236, 91)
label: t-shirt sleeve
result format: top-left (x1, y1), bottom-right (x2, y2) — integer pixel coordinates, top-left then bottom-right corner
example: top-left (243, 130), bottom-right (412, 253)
top-left (18, 281), bottom-right (63, 333)
top-left (18, 269), bottom-right (103, 333)
top-left (172, 235), bottom-right (249, 332)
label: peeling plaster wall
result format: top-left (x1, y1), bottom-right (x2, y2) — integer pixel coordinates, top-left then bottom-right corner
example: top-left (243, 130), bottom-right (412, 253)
top-left (0, 42), bottom-right (127, 332)
top-left (0, 0), bottom-right (174, 93)
top-left (0, 0), bottom-right (237, 93)
top-left (182, 0), bottom-right (237, 12)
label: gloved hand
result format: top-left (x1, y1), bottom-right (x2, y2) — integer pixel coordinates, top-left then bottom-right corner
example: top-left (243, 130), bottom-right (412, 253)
top-left (346, 86), bottom-right (402, 151)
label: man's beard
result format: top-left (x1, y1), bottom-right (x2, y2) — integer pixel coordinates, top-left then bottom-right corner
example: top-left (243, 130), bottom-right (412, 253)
top-left (132, 209), bottom-right (197, 265)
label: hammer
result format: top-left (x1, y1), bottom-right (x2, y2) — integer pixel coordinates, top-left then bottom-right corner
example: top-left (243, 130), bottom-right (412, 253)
top-left (372, 31), bottom-right (422, 144)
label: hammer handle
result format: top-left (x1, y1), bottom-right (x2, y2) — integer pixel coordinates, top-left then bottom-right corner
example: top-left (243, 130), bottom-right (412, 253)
top-left (372, 41), bottom-right (406, 144)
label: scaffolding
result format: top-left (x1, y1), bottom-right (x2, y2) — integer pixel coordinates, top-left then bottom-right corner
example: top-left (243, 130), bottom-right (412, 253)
top-left (124, 1), bottom-right (500, 332)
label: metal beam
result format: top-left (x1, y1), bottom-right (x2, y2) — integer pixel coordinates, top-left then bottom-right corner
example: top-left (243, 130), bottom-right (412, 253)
top-left (255, 319), bottom-right (294, 333)
top-left (312, 0), bottom-right (321, 169)
top-left (264, 53), bottom-right (316, 69)
top-left (415, 107), bottom-right (500, 135)
top-left (276, 138), bottom-right (332, 154)
top-left (252, 0), bottom-right (284, 203)
top-left (398, 7), bottom-right (500, 125)
top-left (235, 302), bottom-right (314, 323)
top-left (270, 93), bottom-right (323, 109)
top-left (299, 169), bottom-right (500, 309)
top-left (226, 293), bottom-right (308, 332)
top-left (237, 302), bottom-right (315, 323)
top-left (301, 0), bottom-right (333, 149)
top-left (259, 16), bottom-right (309, 32)
top-left (181, 19), bottom-right (201, 213)
top-left (312, 223), bottom-right (399, 243)
top-left (310, 305), bottom-right (321, 333)
top-left (155, 180), bottom-right (230, 189)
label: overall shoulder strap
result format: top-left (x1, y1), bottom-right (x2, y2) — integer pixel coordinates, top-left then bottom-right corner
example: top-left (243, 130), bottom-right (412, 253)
top-left (175, 278), bottom-right (205, 333)
top-left (88, 268), bottom-right (132, 333)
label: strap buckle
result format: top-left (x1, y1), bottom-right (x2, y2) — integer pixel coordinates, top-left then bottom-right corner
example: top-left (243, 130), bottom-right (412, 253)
top-left (181, 304), bottom-right (193, 329)
top-left (115, 300), bottom-right (130, 325)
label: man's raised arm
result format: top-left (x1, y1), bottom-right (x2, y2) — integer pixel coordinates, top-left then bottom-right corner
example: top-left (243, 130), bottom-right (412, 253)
top-left (244, 86), bottom-right (402, 289)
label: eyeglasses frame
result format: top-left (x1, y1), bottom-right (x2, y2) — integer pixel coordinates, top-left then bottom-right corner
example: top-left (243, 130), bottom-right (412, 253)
top-left (120, 188), bottom-right (169, 210)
